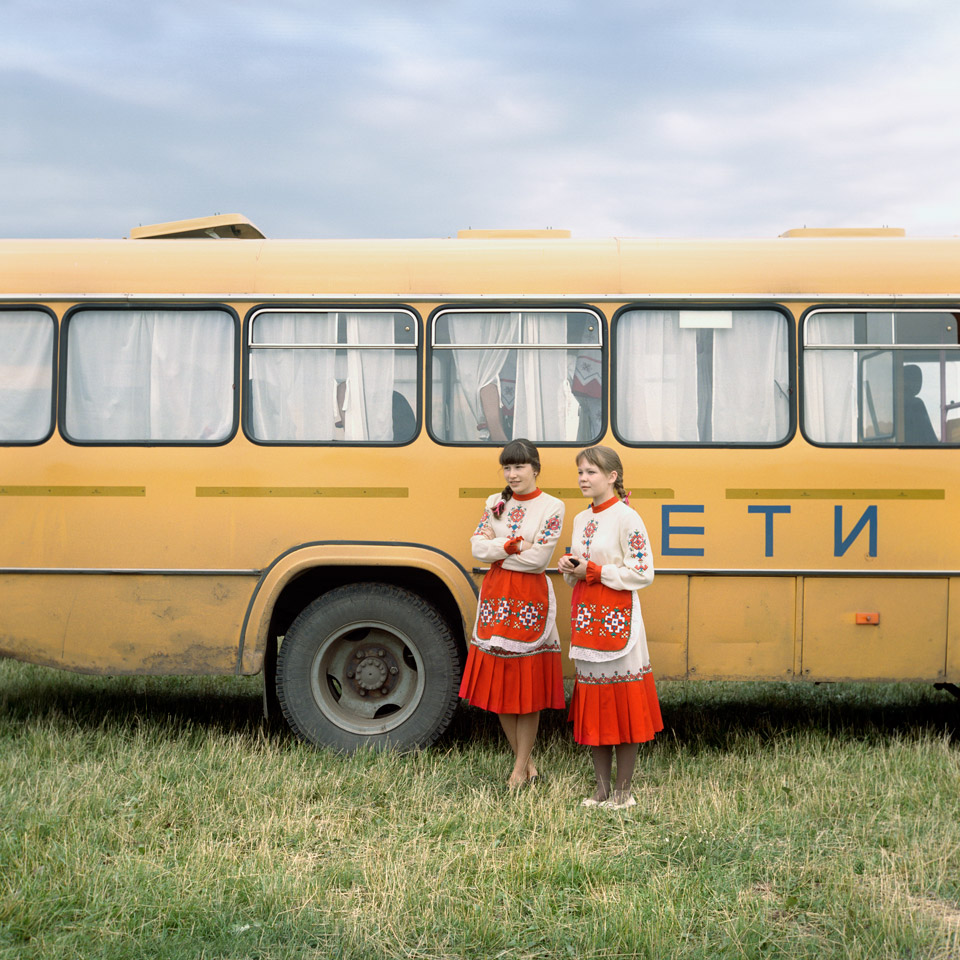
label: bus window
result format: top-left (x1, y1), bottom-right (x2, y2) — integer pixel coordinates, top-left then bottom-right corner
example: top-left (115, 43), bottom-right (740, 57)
top-left (62, 308), bottom-right (236, 443)
top-left (430, 309), bottom-right (602, 443)
top-left (247, 310), bottom-right (418, 444)
top-left (614, 308), bottom-right (790, 444)
top-left (803, 310), bottom-right (960, 444)
top-left (0, 309), bottom-right (55, 444)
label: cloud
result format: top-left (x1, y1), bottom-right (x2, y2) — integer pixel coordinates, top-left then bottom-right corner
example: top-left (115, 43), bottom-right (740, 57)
top-left (2, 0), bottom-right (960, 239)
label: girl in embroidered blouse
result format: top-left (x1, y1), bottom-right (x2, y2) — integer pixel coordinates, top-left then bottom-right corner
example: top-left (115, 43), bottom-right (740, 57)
top-left (557, 445), bottom-right (663, 809)
top-left (459, 438), bottom-right (566, 788)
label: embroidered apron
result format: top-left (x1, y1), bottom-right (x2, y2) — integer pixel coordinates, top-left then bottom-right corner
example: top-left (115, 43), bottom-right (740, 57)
top-left (475, 562), bottom-right (550, 643)
top-left (569, 580), bottom-right (633, 653)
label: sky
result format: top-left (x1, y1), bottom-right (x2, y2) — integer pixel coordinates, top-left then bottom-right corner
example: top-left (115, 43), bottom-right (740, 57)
top-left (2, 0), bottom-right (960, 241)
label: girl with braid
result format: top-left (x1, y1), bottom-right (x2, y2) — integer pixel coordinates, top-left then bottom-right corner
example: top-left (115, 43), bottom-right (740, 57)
top-left (557, 445), bottom-right (662, 808)
top-left (459, 439), bottom-right (566, 788)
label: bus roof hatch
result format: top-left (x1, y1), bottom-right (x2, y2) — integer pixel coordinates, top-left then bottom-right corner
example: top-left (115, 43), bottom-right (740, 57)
top-left (129, 214), bottom-right (265, 240)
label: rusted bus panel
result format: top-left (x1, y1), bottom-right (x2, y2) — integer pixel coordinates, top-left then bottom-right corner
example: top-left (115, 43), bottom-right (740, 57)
top-left (0, 574), bottom-right (254, 674)
top-left (945, 578), bottom-right (960, 682)
top-left (801, 578), bottom-right (947, 682)
top-left (688, 577), bottom-right (796, 680)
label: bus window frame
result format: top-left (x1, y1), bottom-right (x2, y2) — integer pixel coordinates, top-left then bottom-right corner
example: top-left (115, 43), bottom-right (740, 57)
top-left (426, 302), bottom-right (607, 448)
top-left (610, 301), bottom-right (797, 449)
top-left (58, 302), bottom-right (241, 448)
top-left (0, 304), bottom-right (58, 447)
top-left (799, 304), bottom-right (960, 449)
top-left (241, 303), bottom-right (423, 447)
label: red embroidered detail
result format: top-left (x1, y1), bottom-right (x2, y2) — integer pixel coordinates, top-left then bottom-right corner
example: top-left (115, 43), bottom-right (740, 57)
top-left (477, 597), bottom-right (546, 638)
top-left (581, 518), bottom-right (598, 559)
top-left (476, 639), bottom-right (561, 659)
top-left (574, 663), bottom-right (652, 685)
top-left (473, 509), bottom-right (491, 536)
top-left (536, 514), bottom-right (562, 544)
top-left (506, 505), bottom-right (526, 534)
top-left (570, 581), bottom-right (632, 652)
top-left (628, 529), bottom-right (649, 573)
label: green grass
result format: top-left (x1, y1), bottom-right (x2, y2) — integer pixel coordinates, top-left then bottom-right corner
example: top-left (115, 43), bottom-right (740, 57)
top-left (1, 661), bottom-right (959, 959)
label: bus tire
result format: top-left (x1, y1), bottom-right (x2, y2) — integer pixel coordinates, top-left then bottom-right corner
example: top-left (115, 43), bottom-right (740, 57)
top-left (275, 582), bottom-right (461, 752)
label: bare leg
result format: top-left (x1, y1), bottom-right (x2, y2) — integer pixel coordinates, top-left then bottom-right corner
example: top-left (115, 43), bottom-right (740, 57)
top-left (507, 711), bottom-right (540, 787)
top-left (589, 745), bottom-right (613, 802)
top-left (612, 743), bottom-right (639, 803)
top-left (498, 713), bottom-right (519, 757)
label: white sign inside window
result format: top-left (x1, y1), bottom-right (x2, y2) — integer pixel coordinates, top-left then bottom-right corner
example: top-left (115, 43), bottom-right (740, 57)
top-left (679, 310), bottom-right (733, 329)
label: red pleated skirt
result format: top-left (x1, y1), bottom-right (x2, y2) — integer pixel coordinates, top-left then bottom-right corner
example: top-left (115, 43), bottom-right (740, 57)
top-left (459, 643), bottom-right (566, 714)
top-left (568, 670), bottom-right (663, 746)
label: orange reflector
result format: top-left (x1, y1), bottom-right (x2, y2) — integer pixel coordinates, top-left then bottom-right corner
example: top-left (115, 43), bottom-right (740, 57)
top-left (856, 613), bottom-right (880, 625)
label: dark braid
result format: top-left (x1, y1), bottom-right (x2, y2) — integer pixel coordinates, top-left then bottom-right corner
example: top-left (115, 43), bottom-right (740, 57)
top-left (495, 438), bottom-right (541, 509)
top-left (576, 445), bottom-right (626, 500)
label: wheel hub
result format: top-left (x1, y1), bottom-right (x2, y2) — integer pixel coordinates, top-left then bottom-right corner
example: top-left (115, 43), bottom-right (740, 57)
top-left (345, 647), bottom-right (400, 697)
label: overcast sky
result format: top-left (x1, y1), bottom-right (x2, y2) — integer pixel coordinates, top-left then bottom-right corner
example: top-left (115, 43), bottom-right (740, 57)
top-left (2, 0), bottom-right (960, 240)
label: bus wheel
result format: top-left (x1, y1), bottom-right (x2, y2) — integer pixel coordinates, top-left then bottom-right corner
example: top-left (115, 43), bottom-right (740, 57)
top-left (276, 583), bottom-right (461, 751)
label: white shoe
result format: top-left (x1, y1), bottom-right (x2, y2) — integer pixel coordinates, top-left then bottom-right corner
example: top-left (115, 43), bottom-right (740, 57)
top-left (600, 795), bottom-right (636, 810)
top-left (580, 797), bottom-right (602, 807)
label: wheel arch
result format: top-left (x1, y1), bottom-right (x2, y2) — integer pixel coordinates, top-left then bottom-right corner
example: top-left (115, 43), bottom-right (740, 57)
top-left (238, 540), bottom-right (477, 677)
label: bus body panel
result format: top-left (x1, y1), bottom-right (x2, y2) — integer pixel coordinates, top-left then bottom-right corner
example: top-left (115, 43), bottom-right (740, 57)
top-left (801, 577), bottom-right (947, 681)
top-left (687, 577), bottom-right (797, 680)
top-left (0, 573), bottom-right (252, 675)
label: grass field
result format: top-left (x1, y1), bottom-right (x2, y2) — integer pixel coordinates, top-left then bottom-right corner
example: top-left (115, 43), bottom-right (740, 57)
top-left (1, 659), bottom-right (959, 960)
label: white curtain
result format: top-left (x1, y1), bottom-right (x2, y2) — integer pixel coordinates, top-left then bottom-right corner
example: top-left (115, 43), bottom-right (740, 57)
top-left (513, 313), bottom-right (577, 441)
top-left (617, 310), bottom-right (699, 441)
top-left (250, 313), bottom-right (337, 441)
top-left (447, 313), bottom-right (518, 439)
top-left (66, 310), bottom-right (234, 441)
top-left (343, 313), bottom-right (396, 441)
top-left (713, 311), bottom-right (790, 442)
top-left (803, 314), bottom-right (857, 442)
top-left (0, 311), bottom-right (54, 442)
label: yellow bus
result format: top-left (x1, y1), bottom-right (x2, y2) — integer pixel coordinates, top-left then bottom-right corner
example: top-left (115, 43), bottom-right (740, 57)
top-left (2, 214), bottom-right (959, 750)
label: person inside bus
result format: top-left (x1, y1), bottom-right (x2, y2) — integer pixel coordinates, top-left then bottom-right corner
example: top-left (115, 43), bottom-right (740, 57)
top-left (334, 379), bottom-right (416, 442)
top-left (459, 439), bottom-right (566, 788)
top-left (903, 365), bottom-right (938, 444)
top-left (477, 352), bottom-right (516, 441)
